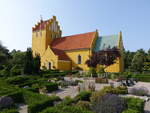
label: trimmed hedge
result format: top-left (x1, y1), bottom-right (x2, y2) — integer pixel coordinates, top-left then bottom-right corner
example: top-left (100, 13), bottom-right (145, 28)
top-left (102, 86), bottom-right (128, 94)
top-left (0, 109), bottom-right (19, 113)
top-left (123, 97), bottom-right (145, 113)
top-left (122, 109), bottom-right (139, 113)
top-left (75, 91), bottom-right (92, 101)
top-left (40, 105), bottom-right (93, 113)
top-left (22, 90), bottom-right (61, 113)
top-left (44, 82), bottom-right (58, 92)
top-left (6, 91), bottom-right (24, 103)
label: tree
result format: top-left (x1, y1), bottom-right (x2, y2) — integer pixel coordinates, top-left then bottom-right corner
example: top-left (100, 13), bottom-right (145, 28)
top-left (130, 49), bottom-right (146, 72)
top-left (123, 50), bottom-right (135, 71)
top-left (23, 48), bottom-right (41, 74)
top-left (23, 48), bottom-right (33, 74)
top-left (0, 42), bottom-right (10, 69)
top-left (86, 47), bottom-right (120, 70)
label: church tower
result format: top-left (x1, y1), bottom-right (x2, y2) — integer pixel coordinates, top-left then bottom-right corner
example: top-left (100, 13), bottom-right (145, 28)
top-left (32, 16), bottom-right (62, 57)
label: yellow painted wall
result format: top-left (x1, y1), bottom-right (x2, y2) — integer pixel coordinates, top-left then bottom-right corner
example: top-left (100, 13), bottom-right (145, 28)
top-left (65, 49), bottom-right (91, 70)
top-left (41, 46), bottom-right (58, 70)
top-left (58, 60), bottom-right (71, 70)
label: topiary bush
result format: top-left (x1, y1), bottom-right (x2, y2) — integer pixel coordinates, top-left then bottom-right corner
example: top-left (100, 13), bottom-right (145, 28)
top-left (40, 105), bottom-right (93, 113)
top-left (44, 82), bottom-right (58, 92)
top-left (91, 93), bottom-right (126, 113)
top-left (125, 97), bottom-right (144, 113)
top-left (102, 86), bottom-right (128, 94)
top-left (122, 109), bottom-right (139, 113)
top-left (0, 109), bottom-right (19, 113)
top-left (76, 101), bottom-right (91, 110)
top-left (75, 91), bottom-right (92, 101)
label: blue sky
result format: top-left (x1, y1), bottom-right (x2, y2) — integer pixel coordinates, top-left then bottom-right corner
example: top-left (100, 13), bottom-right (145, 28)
top-left (0, 0), bottom-right (150, 51)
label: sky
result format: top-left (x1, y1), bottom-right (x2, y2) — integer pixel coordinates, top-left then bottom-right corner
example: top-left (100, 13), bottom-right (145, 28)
top-left (0, 0), bottom-right (150, 52)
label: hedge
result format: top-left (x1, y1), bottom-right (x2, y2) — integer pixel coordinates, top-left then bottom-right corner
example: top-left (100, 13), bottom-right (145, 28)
top-left (40, 105), bottom-right (93, 113)
top-left (0, 109), bottom-right (19, 113)
top-left (75, 91), bottom-right (92, 101)
top-left (22, 90), bottom-right (60, 113)
top-left (44, 82), bottom-right (58, 92)
top-left (123, 97), bottom-right (145, 113)
top-left (6, 91), bottom-right (24, 103)
top-left (102, 86), bottom-right (128, 94)
top-left (122, 109), bottom-right (139, 113)
top-left (28, 95), bottom-right (61, 113)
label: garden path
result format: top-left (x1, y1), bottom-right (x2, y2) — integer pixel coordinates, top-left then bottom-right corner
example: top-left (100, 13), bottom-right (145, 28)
top-left (18, 104), bottom-right (28, 113)
top-left (145, 100), bottom-right (150, 113)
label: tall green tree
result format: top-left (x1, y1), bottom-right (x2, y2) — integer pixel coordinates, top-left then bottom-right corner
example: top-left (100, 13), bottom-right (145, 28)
top-left (131, 49), bottom-right (146, 72)
top-left (0, 42), bottom-right (10, 68)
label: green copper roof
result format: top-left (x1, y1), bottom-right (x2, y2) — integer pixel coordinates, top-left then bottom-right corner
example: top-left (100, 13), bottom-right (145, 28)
top-left (93, 35), bottom-right (119, 52)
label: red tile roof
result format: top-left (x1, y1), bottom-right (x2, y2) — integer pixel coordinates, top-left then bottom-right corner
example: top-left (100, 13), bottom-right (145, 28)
top-left (33, 20), bottom-right (48, 31)
top-left (51, 31), bottom-right (96, 51)
top-left (51, 48), bottom-right (70, 61)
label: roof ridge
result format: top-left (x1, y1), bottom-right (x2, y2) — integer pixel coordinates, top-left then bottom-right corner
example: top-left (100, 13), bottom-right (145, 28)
top-left (61, 31), bottom-right (96, 38)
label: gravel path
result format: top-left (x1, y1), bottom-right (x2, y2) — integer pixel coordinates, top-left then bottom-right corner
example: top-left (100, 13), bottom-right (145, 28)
top-left (145, 100), bottom-right (150, 113)
top-left (18, 104), bottom-right (28, 113)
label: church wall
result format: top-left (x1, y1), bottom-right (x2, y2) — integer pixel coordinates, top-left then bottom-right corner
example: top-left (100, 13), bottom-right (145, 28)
top-left (32, 30), bottom-right (46, 56)
top-left (58, 60), bottom-right (71, 70)
top-left (65, 49), bottom-right (91, 71)
top-left (41, 47), bottom-right (59, 70)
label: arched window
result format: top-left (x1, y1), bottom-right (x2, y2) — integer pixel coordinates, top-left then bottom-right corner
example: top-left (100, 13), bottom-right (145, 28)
top-left (77, 55), bottom-right (81, 64)
top-left (48, 62), bottom-right (51, 70)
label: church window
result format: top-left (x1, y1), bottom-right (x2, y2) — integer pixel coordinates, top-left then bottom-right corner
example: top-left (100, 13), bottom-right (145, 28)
top-left (77, 55), bottom-right (81, 64)
top-left (40, 31), bottom-right (42, 37)
top-left (36, 32), bottom-right (38, 37)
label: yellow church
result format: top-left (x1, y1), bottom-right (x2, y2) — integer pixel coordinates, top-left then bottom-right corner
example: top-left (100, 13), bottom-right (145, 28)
top-left (32, 16), bottom-right (124, 72)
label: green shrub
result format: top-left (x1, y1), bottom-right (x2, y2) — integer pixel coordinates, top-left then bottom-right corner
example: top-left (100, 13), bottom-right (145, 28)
top-left (6, 76), bottom-right (29, 85)
top-left (44, 82), bottom-right (58, 92)
top-left (75, 91), bottom-right (91, 101)
top-left (0, 109), bottom-right (19, 113)
top-left (40, 105), bottom-right (93, 113)
top-left (6, 91), bottom-right (24, 103)
top-left (22, 90), bottom-right (60, 113)
top-left (122, 109), bottom-right (139, 113)
top-left (10, 65), bottom-right (22, 76)
top-left (125, 97), bottom-right (144, 113)
top-left (76, 101), bottom-right (91, 110)
top-left (60, 96), bottom-right (75, 106)
top-left (102, 86), bottom-right (128, 94)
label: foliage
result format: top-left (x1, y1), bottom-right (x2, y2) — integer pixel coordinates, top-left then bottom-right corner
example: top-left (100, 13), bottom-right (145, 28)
top-left (0, 109), bottom-right (19, 113)
top-left (96, 66), bottom-right (105, 75)
top-left (86, 47), bottom-right (120, 68)
top-left (87, 68), bottom-right (97, 77)
top-left (131, 49), bottom-right (146, 72)
top-left (102, 86), bottom-right (128, 95)
top-left (125, 97), bottom-right (144, 113)
top-left (22, 90), bottom-right (60, 113)
top-left (0, 42), bottom-right (10, 67)
top-left (122, 109), bottom-right (139, 113)
top-left (91, 93), bottom-right (126, 113)
top-left (75, 91), bottom-right (92, 101)
top-left (40, 105), bottom-right (93, 113)
top-left (44, 82), bottom-right (58, 92)
top-left (76, 101), bottom-right (91, 110)
top-left (23, 48), bottom-right (41, 74)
